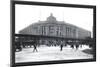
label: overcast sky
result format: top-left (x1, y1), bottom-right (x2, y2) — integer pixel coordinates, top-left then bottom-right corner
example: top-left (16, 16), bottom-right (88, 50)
top-left (15, 4), bottom-right (93, 34)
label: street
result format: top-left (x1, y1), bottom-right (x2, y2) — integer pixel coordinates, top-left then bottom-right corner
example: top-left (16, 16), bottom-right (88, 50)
top-left (15, 45), bottom-right (93, 63)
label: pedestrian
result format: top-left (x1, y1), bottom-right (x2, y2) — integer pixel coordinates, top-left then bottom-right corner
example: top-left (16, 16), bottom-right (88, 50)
top-left (33, 40), bottom-right (38, 52)
top-left (71, 44), bottom-right (74, 49)
top-left (33, 44), bottom-right (38, 52)
top-left (60, 41), bottom-right (63, 51)
top-left (16, 41), bottom-right (22, 52)
top-left (75, 43), bottom-right (79, 50)
top-left (60, 44), bottom-right (63, 51)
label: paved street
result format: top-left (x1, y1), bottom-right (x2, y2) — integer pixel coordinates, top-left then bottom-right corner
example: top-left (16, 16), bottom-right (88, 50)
top-left (15, 45), bottom-right (93, 63)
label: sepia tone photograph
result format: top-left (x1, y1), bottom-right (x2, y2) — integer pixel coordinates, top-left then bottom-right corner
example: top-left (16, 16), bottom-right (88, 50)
top-left (12, 1), bottom-right (96, 66)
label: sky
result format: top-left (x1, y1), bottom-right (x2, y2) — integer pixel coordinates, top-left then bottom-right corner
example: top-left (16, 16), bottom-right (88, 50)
top-left (15, 4), bottom-right (93, 34)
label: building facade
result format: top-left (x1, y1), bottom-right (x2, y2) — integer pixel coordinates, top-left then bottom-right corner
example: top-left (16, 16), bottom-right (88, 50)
top-left (19, 13), bottom-right (91, 39)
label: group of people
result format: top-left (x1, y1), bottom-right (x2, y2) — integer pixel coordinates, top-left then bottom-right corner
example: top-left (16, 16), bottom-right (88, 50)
top-left (60, 42), bottom-right (80, 51)
top-left (15, 39), bottom-right (93, 52)
top-left (15, 40), bottom-right (38, 52)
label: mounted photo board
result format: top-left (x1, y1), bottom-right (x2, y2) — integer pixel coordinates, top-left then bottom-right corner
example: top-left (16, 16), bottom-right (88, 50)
top-left (11, 1), bottom-right (96, 67)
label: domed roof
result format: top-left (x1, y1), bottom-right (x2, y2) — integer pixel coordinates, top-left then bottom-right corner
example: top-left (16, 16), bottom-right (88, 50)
top-left (47, 13), bottom-right (57, 23)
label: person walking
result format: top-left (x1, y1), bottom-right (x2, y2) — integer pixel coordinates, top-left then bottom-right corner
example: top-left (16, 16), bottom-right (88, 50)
top-left (75, 43), bottom-right (79, 50)
top-left (60, 41), bottom-right (63, 51)
top-left (71, 44), bottom-right (74, 49)
top-left (33, 40), bottom-right (38, 52)
top-left (33, 44), bottom-right (38, 52)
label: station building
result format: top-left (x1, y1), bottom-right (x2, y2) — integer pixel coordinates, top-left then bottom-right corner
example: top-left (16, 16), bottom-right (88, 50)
top-left (19, 13), bottom-right (91, 39)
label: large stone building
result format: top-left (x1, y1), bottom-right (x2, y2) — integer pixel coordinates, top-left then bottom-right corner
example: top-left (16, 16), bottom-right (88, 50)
top-left (19, 13), bottom-right (91, 39)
